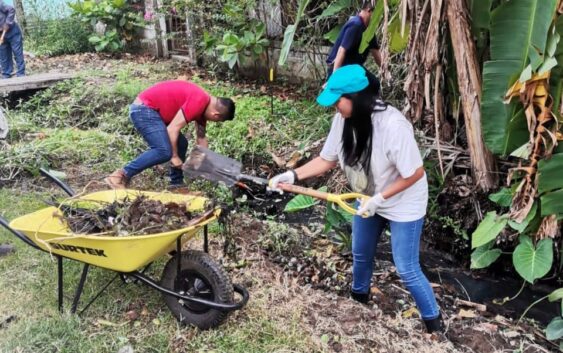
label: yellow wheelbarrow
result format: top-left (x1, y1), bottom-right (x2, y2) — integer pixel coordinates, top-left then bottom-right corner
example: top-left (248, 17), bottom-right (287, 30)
top-left (0, 169), bottom-right (249, 330)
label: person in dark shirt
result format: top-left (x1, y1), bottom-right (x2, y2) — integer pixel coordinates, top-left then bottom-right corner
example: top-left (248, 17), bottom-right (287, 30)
top-left (326, 1), bottom-right (381, 79)
top-left (0, 1), bottom-right (25, 78)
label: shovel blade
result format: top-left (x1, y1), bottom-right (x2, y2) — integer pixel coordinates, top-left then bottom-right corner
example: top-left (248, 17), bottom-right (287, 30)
top-left (183, 146), bottom-right (242, 186)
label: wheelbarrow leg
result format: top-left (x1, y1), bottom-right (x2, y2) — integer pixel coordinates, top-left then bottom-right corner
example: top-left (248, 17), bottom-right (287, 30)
top-left (57, 256), bottom-right (63, 313)
top-left (204, 224), bottom-right (209, 253)
top-left (71, 264), bottom-right (90, 314)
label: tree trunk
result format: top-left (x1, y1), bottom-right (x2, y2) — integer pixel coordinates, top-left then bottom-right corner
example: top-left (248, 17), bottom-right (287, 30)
top-left (446, 0), bottom-right (497, 191)
top-left (13, 0), bottom-right (26, 35)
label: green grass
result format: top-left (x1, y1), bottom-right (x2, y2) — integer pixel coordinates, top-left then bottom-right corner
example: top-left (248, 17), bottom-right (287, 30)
top-left (0, 59), bottom-right (327, 352)
top-left (0, 187), bottom-right (317, 353)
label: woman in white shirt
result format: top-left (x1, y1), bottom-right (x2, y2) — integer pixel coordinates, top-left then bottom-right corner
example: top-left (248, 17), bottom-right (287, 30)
top-left (270, 65), bottom-right (441, 332)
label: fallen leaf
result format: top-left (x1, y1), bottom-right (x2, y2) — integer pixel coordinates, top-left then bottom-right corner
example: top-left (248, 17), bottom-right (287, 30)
top-left (473, 322), bottom-right (498, 333)
top-left (96, 319), bottom-right (120, 327)
top-left (285, 150), bottom-right (303, 169)
top-left (125, 310), bottom-right (138, 321)
top-left (503, 330), bottom-right (520, 338)
top-left (402, 307), bottom-right (419, 318)
top-left (270, 152), bottom-right (285, 167)
top-left (458, 309), bottom-right (477, 318)
top-left (259, 164), bottom-right (272, 174)
top-left (247, 126), bottom-right (255, 139)
top-left (370, 286), bottom-right (384, 297)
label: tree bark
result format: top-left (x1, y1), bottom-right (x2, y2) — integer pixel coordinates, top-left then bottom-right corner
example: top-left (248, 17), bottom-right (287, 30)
top-left (446, 0), bottom-right (497, 191)
top-left (13, 0), bottom-right (26, 35)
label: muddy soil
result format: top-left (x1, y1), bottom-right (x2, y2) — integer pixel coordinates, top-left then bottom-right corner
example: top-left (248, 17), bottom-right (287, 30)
top-left (219, 214), bottom-right (557, 353)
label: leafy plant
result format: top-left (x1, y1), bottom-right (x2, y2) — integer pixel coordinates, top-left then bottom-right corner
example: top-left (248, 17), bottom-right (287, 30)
top-left (284, 193), bottom-right (319, 213)
top-left (278, 0), bottom-right (311, 66)
top-left (68, 0), bottom-right (145, 52)
top-left (216, 23), bottom-right (270, 69)
top-left (27, 17), bottom-right (94, 56)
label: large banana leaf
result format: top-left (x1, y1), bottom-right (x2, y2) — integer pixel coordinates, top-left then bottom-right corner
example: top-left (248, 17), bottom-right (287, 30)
top-left (481, 0), bottom-right (557, 155)
top-left (387, 10), bottom-right (410, 54)
top-left (278, 0), bottom-right (311, 66)
top-left (317, 0), bottom-right (352, 20)
top-left (359, 0), bottom-right (384, 54)
top-left (538, 152), bottom-right (563, 219)
top-left (550, 16), bottom-right (563, 123)
top-left (538, 152), bottom-right (563, 194)
top-left (469, 0), bottom-right (492, 35)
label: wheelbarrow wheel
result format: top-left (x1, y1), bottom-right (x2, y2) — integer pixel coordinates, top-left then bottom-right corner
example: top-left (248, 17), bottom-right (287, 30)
top-left (161, 250), bottom-right (233, 329)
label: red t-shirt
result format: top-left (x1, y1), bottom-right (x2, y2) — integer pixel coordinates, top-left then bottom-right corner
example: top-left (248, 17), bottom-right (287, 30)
top-left (138, 81), bottom-right (211, 125)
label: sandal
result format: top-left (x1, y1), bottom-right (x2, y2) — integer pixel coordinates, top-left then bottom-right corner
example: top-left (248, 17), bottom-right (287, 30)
top-left (104, 169), bottom-right (129, 189)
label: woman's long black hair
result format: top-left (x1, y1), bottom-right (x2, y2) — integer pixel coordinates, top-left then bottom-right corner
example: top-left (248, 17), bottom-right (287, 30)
top-left (341, 72), bottom-right (383, 172)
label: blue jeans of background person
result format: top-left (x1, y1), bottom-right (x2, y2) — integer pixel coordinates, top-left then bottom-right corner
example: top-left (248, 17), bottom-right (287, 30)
top-left (0, 24), bottom-right (25, 78)
top-left (352, 212), bottom-right (440, 320)
top-left (123, 104), bottom-right (187, 185)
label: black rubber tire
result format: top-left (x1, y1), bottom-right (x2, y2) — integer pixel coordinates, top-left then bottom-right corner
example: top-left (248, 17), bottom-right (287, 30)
top-left (161, 250), bottom-right (234, 329)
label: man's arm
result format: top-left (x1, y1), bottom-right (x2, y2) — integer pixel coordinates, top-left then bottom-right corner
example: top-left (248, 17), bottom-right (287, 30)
top-left (167, 109), bottom-right (187, 167)
top-left (371, 48), bottom-right (382, 67)
top-left (332, 46), bottom-right (347, 72)
top-left (195, 121), bottom-right (208, 148)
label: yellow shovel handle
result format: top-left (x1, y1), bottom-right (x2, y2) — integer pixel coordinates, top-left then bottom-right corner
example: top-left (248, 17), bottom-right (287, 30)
top-left (278, 184), bottom-right (369, 215)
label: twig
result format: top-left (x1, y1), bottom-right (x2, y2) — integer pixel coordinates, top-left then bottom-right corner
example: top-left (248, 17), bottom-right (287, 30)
top-left (390, 283), bottom-right (410, 295)
top-left (454, 278), bottom-right (470, 301)
top-left (454, 298), bottom-right (487, 312)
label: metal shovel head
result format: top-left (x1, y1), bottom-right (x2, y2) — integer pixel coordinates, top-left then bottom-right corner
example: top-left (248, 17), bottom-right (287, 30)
top-left (183, 146), bottom-right (242, 186)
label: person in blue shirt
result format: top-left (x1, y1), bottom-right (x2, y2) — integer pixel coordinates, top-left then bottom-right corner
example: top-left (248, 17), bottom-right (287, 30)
top-left (0, 1), bottom-right (25, 78)
top-left (326, 1), bottom-right (381, 80)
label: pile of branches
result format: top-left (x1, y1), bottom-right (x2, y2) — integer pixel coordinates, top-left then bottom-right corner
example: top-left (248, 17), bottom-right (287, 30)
top-left (57, 195), bottom-right (208, 236)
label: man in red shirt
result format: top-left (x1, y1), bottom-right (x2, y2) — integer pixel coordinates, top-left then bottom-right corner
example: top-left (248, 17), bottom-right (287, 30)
top-left (105, 80), bottom-right (235, 188)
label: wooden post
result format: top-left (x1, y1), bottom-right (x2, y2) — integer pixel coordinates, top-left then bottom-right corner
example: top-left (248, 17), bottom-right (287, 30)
top-left (446, 0), bottom-right (497, 191)
top-left (13, 0), bottom-right (26, 35)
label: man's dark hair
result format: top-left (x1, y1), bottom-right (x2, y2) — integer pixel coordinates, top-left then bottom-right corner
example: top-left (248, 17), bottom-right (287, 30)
top-left (361, 1), bottom-right (374, 11)
top-left (217, 98), bottom-right (235, 121)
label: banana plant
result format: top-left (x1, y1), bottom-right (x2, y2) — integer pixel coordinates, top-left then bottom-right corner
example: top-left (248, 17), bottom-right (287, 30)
top-left (472, 0), bottom-right (563, 288)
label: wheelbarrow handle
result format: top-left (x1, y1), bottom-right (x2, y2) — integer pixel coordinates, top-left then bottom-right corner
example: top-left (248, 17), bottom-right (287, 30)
top-left (0, 215), bottom-right (41, 250)
top-left (39, 168), bottom-right (75, 196)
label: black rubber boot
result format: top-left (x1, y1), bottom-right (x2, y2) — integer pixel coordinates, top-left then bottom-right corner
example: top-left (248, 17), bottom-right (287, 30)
top-left (424, 314), bottom-right (443, 333)
top-left (350, 291), bottom-right (369, 304)
top-left (0, 244), bottom-right (15, 257)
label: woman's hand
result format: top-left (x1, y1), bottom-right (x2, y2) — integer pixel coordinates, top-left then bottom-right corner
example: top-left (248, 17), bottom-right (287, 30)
top-left (357, 193), bottom-right (386, 217)
top-left (268, 171), bottom-right (296, 192)
top-left (170, 156), bottom-right (183, 169)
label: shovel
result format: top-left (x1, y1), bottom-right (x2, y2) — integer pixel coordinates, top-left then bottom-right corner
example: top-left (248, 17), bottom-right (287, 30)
top-left (183, 146), bottom-right (369, 215)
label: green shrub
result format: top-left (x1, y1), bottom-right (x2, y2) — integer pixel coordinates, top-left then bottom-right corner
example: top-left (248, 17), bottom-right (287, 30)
top-left (68, 0), bottom-right (145, 53)
top-left (26, 17), bottom-right (94, 56)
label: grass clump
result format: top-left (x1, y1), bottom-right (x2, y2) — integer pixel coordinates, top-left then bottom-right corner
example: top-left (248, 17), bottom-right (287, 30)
top-left (0, 128), bottom-right (138, 180)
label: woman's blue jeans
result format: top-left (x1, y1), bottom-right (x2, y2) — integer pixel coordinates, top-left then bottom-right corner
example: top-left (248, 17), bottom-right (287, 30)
top-left (0, 24), bottom-right (25, 78)
top-left (123, 104), bottom-right (187, 185)
top-left (352, 213), bottom-right (440, 320)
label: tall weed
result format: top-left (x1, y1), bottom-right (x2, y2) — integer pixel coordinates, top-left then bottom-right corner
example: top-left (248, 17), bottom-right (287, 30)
top-left (25, 0), bottom-right (94, 56)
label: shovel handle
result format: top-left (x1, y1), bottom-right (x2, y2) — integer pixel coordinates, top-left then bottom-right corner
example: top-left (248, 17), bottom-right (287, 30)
top-left (0, 30), bottom-right (5, 45)
top-left (278, 183), bottom-right (369, 215)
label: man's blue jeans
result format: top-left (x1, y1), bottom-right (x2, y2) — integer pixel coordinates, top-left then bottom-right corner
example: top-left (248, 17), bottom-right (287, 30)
top-left (123, 104), bottom-right (187, 185)
top-left (352, 213), bottom-right (440, 320)
top-left (0, 24), bottom-right (25, 78)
